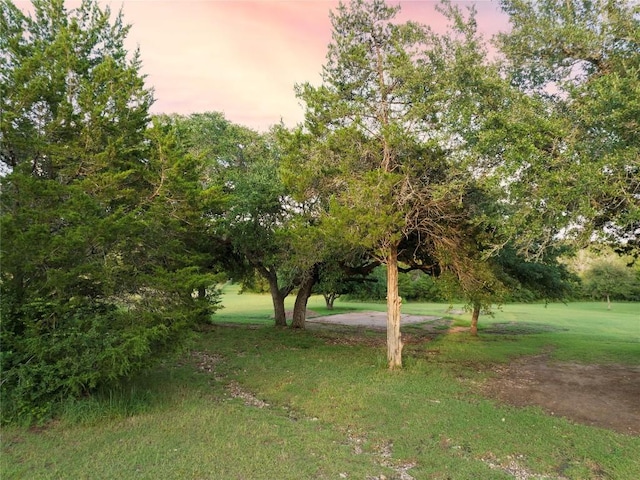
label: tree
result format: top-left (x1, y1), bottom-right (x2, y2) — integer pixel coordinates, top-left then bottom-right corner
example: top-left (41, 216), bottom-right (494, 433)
top-left (141, 117), bottom-right (225, 321)
top-left (172, 113), bottom-right (313, 327)
top-left (314, 254), bottom-right (379, 309)
top-left (315, 261), bottom-right (347, 309)
top-left (484, 0), bottom-right (640, 253)
top-left (466, 246), bottom-right (577, 335)
top-left (222, 145), bottom-right (295, 327)
top-left (0, 0), bottom-right (216, 422)
top-left (568, 246), bottom-right (640, 305)
top-left (287, 0), bottom-right (492, 367)
top-left (582, 259), bottom-right (638, 308)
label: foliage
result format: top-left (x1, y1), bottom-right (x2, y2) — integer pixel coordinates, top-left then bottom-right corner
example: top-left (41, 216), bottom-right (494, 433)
top-left (485, 0), bottom-right (640, 252)
top-left (170, 113), bottom-right (316, 326)
top-left (140, 117), bottom-right (224, 319)
top-left (286, 0), bottom-right (500, 366)
top-left (345, 252), bottom-right (576, 305)
top-left (582, 259), bottom-right (639, 302)
top-left (398, 270), bottom-right (444, 302)
top-left (342, 266), bottom-right (387, 302)
top-left (0, 0), bottom-right (217, 423)
top-left (490, 246), bottom-right (578, 302)
top-left (344, 266), bottom-right (445, 303)
top-left (562, 246), bottom-right (640, 302)
top-left (289, 0), bottom-right (483, 260)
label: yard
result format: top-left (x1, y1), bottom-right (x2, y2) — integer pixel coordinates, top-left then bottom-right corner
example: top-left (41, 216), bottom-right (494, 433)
top-left (2, 291), bottom-right (639, 479)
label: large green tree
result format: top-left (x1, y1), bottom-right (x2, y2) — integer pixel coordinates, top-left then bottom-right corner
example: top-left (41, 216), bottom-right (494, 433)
top-left (481, 0), bottom-right (640, 253)
top-left (171, 113), bottom-right (315, 327)
top-left (0, 0), bottom-right (217, 422)
top-left (287, 0), bottom-right (493, 367)
top-left (567, 246), bottom-right (640, 305)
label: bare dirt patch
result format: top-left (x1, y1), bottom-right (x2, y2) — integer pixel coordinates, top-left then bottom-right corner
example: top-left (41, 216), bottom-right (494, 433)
top-left (482, 354), bottom-right (640, 435)
top-left (307, 311), bottom-right (441, 330)
top-left (306, 311), bottom-right (447, 346)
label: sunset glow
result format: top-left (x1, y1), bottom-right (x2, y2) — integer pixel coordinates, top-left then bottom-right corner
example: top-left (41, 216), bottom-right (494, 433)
top-left (15, 0), bottom-right (509, 131)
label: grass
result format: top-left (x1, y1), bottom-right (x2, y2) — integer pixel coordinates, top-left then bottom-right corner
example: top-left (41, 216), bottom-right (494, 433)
top-left (2, 290), bottom-right (639, 479)
top-left (212, 284), bottom-right (394, 322)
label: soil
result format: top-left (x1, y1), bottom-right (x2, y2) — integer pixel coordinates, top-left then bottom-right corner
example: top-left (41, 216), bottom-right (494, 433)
top-left (307, 312), bottom-right (640, 436)
top-left (306, 311), bottom-right (441, 329)
top-left (482, 354), bottom-right (640, 436)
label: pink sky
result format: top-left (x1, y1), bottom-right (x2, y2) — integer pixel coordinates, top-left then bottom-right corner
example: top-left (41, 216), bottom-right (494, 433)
top-left (16, 1), bottom-right (509, 131)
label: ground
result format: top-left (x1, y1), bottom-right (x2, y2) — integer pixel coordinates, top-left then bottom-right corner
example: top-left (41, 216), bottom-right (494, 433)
top-left (307, 311), bottom-right (640, 436)
top-left (482, 354), bottom-right (640, 436)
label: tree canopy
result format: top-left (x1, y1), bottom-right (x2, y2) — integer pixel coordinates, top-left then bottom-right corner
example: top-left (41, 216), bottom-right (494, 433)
top-left (168, 113), bottom-right (313, 327)
top-left (480, 0), bottom-right (640, 252)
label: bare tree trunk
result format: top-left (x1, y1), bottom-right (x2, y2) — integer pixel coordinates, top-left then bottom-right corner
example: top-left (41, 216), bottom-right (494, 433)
top-left (323, 292), bottom-right (338, 310)
top-left (386, 244), bottom-right (403, 369)
top-left (263, 271), bottom-right (287, 327)
top-left (470, 302), bottom-right (480, 336)
top-left (291, 272), bottom-right (315, 329)
top-left (271, 287), bottom-right (287, 326)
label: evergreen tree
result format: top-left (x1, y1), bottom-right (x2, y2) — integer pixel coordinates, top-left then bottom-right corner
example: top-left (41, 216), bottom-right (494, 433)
top-left (287, 0), bottom-right (495, 367)
top-left (0, 0), bottom-right (216, 422)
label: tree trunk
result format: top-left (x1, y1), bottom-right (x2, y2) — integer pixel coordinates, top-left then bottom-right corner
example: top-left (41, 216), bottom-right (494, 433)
top-left (606, 294), bottom-right (611, 311)
top-left (386, 244), bottom-right (403, 369)
top-left (197, 285), bottom-right (207, 299)
top-left (272, 290), bottom-right (287, 326)
top-left (323, 292), bottom-right (338, 310)
top-left (256, 264), bottom-right (290, 326)
top-left (265, 273), bottom-right (287, 327)
top-left (323, 293), bottom-right (333, 309)
top-left (470, 302), bottom-right (480, 336)
top-left (291, 272), bottom-right (316, 329)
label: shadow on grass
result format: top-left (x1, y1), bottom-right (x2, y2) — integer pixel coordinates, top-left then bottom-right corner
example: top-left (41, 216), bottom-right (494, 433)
top-left (482, 322), bottom-right (570, 335)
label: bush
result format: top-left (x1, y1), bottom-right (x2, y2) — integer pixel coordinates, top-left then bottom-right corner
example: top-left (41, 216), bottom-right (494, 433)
top-left (398, 270), bottom-right (444, 302)
top-left (0, 297), bottom-right (197, 424)
top-left (343, 267), bottom-right (387, 301)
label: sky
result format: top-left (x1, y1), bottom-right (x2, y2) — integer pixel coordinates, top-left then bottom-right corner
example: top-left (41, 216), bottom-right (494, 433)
top-left (16, 0), bottom-right (510, 132)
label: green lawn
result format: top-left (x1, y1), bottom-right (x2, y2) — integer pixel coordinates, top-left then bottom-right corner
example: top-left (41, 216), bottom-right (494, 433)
top-left (2, 292), bottom-right (639, 479)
